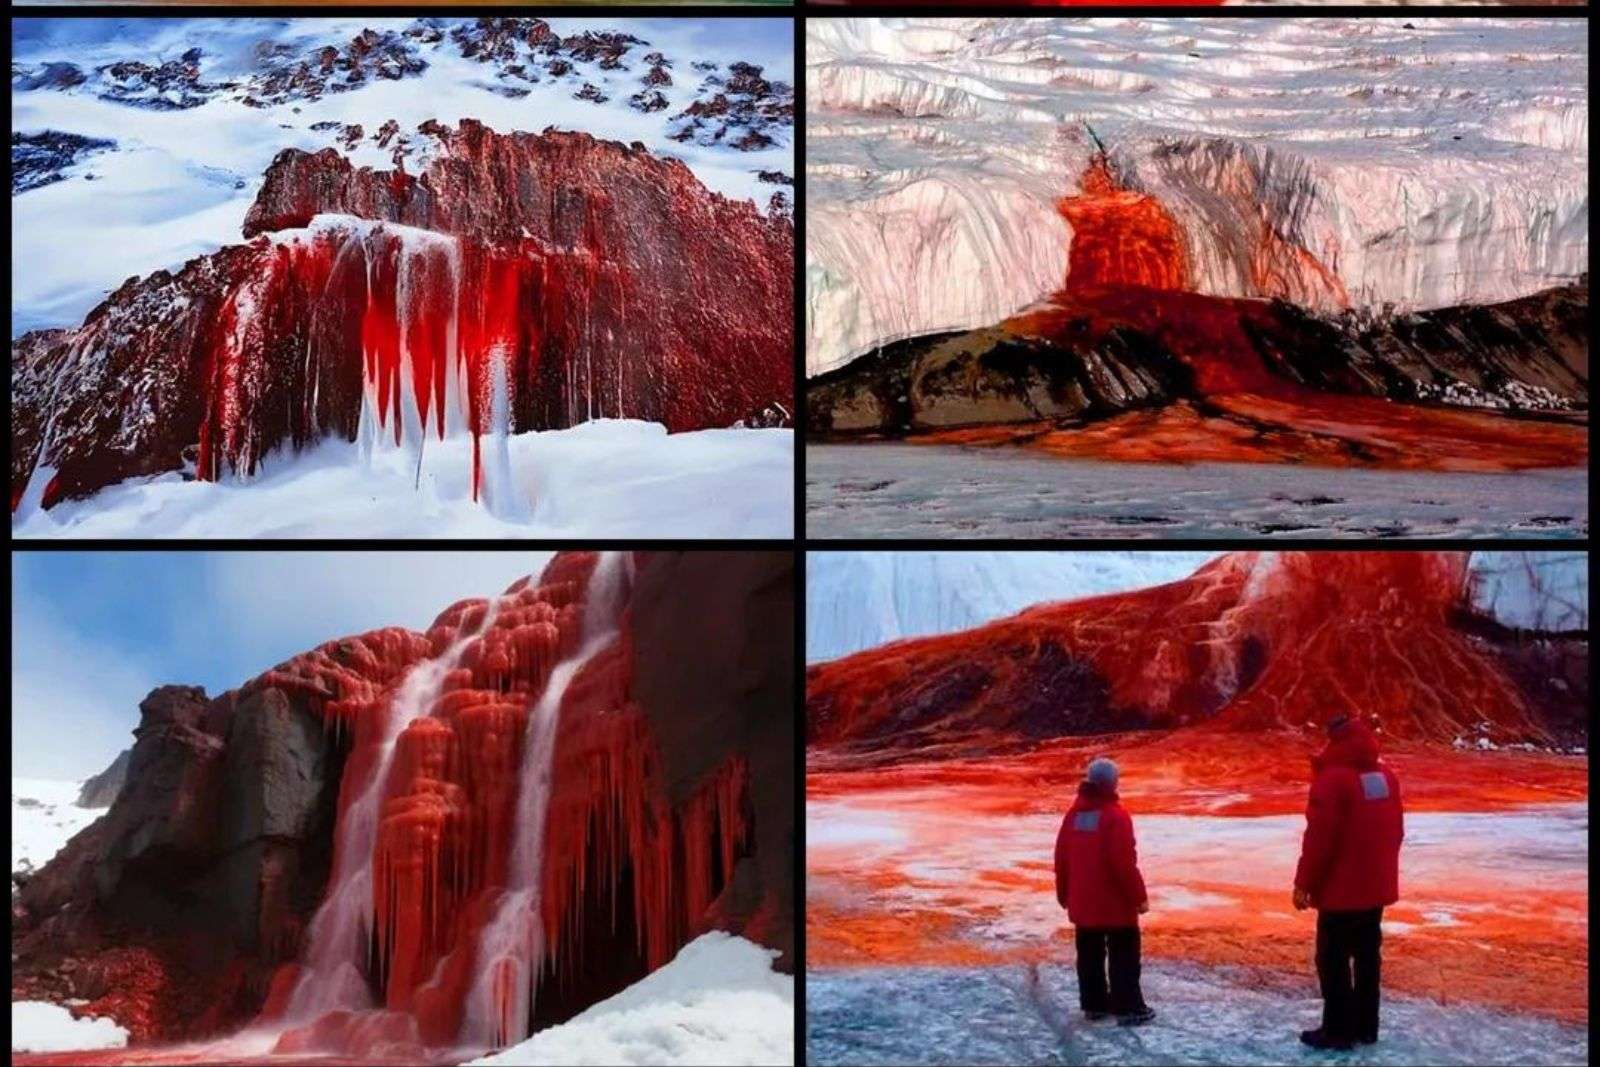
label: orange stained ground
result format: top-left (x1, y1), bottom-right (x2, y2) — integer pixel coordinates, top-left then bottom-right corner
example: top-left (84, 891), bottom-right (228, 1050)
top-left (915, 397), bottom-right (1587, 473)
top-left (807, 732), bottom-right (1588, 1025)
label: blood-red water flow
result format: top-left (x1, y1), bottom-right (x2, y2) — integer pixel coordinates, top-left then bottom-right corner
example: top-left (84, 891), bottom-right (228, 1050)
top-left (175, 550), bottom-right (756, 1062)
top-left (14, 124), bottom-right (794, 512)
top-left (807, 551), bottom-right (1544, 756)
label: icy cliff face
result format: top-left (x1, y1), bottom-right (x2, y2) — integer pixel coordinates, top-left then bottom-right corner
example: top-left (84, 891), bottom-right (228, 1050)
top-left (806, 17), bottom-right (1589, 375)
top-left (806, 552), bottom-right (1215, 662)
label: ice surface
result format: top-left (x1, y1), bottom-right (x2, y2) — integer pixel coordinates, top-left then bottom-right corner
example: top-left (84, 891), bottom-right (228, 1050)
top-left (805, 552), bottom-right (1215, 663)
top-left (12, 18), bottom-right (793, 338)
top-left (807, 444), bottom-right (1587, 540)
top-left (806, 18), bottom-right (1589, 374)
top-left (466, 932), bottom-right (793, 1066)
top-left (11, 1001), bottom-right (129, 1053)
top-left (13, 422), bottom-right (792, 540)
top-left (1467, 552), bottom-right (1589, 632)
top-left (11, 778), bottom-right (101, 885)
top-left (807, 961), bottom-right (1588, 1067)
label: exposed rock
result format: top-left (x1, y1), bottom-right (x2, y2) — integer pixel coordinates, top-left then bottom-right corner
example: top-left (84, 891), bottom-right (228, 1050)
top-left (13, 123), bottom-right (793, 510)
top-left (628, 89), bottom-right (669, 114)
top-left (630, 552), bottom-right (795, 969)
top-left (12, 552), bottom-right (795, 1047)
top-left (12, 130), bottom-right (116, 194)
top-left (12, 61), bottom-right (88, 91)
top-left (807, 282), bottom-right (1589, 441)
top-left (77, 749), bottom-right (132, 809)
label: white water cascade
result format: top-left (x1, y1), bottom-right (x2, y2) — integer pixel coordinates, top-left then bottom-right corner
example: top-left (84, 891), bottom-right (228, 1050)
top-left (282, 589), bottom-right (507, 1022)
top-left (458, 549), bottom-right (633, 1051)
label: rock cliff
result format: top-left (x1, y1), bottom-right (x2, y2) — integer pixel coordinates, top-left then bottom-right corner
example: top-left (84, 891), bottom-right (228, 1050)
top-left (12, 551), bottom-right (794, 1055)
top-left (13, 123), bottom-right (793, 511)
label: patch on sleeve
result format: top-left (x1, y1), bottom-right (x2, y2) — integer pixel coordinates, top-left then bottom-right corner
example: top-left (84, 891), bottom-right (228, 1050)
top-left (1073, 810), bottom-right (1101, 832)
top-left (1360, 772), bottom-right (1390, 800)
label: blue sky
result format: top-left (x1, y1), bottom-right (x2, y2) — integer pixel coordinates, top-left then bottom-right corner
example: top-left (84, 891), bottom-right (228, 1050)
top-left (12, 552), bottom-right (551, 779)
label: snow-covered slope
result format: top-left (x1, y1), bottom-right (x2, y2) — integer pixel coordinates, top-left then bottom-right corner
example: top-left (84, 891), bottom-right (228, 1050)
top-left (12, 421), bottom-right (792, 539)
top-left (806, 552), bottom-right (1216, 662)
top-left (467, 932), bottom-right (793, 1066)
top-left (13, 17), bottom-right (794, 337)
top-left (806, 18), bottom-right (1589, 375)
top-left (11, 778), bottom-right (101, 885)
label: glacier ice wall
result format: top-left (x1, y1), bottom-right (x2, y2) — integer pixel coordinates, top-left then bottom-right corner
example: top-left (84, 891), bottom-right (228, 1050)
top-left (805, 551), bottom-right (1216, 662)
top-left (806, 17), bottom-right (1590, 376)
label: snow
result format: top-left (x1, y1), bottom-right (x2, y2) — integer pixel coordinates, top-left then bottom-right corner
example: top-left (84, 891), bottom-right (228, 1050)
top-left (807, 444), bottom-right (1588, 540)
top-left (13, 17), bottom-right (793, 338)
top-left (11, 1001), bottom-right (130, 1053)
top-left (806, 551), bottom-right (1214, 662)
top-left (13, 421), bottom-right (792, 539)
top-left (807, 961), bottom-right (1588, 1066)
top-left (806, 18), bottom-right (1588, 375)
top-left (11, 778), bottom-right (101, 884)
top-left (466, 932), bottom-right (793, 1067)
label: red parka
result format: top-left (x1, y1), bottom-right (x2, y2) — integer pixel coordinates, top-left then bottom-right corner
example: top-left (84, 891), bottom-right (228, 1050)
top-left (1053, 781), bottom-right (1148, 928)
top-left (1293, 720), bottom-right (1405, 911)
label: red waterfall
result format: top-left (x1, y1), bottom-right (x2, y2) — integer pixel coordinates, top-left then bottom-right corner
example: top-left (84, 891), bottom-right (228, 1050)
top-left (244, 551), bottom-right (749, 1058)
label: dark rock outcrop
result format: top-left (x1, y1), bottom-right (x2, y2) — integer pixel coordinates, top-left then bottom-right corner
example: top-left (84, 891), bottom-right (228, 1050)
top-left (13, 682), bottom-right (347, 1040)
top-left (808, 282), bottom-right (1588, 443)
top-left (630, 551), bottom-right (795, 969)
top-left (77, 748), bottom-right (132, 808)
top-left (12, 130), bottom-right (117, 194)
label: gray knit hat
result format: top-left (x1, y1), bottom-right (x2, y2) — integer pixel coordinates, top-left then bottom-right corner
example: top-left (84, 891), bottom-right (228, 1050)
top-left (1086, 756), bottom-right (1119, 790)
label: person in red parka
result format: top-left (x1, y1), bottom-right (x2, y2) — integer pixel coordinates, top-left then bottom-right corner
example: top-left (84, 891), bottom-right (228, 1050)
top-left (1053, 756), bottom-right (1154, 1026)
top-left (1292, 714), bottom-right (1405, 1051)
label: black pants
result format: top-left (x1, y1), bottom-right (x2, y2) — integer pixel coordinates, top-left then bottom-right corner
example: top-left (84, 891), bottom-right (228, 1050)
top-left (1316, 907), bottom-right (1383, 1041)
top-left (1075, 926), bottom-right (1148, 1015)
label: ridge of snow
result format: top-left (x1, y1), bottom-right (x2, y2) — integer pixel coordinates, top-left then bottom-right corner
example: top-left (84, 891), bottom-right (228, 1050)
top-left (11, 421), bottom-right (793, 539)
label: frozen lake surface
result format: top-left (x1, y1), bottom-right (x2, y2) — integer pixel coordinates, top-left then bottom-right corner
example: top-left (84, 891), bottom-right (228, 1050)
top-left (806, 445), bottom-right (1588, 539)
top-left (807, 961), bottom-right (1589, 1067)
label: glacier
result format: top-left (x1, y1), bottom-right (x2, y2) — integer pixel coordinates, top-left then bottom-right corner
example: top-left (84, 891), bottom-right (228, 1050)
top-left (806, 551), bottom-right (1215, 662)
top-left (807, 550), bottom-right (1588, 662)
top-left (806, 17), bottom-right (1589, 376)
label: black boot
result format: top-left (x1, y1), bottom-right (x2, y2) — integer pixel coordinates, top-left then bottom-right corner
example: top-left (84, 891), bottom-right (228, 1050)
top-left (1084, 1009), bottom-right (1111, 1021)
top-left (1300, 1028), bottom-right (1354, 1051)
top-left (1354, 1031), bottom-right (1377, 1046)
top-left (1117, 1006), bottom-right (1156, 1027)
